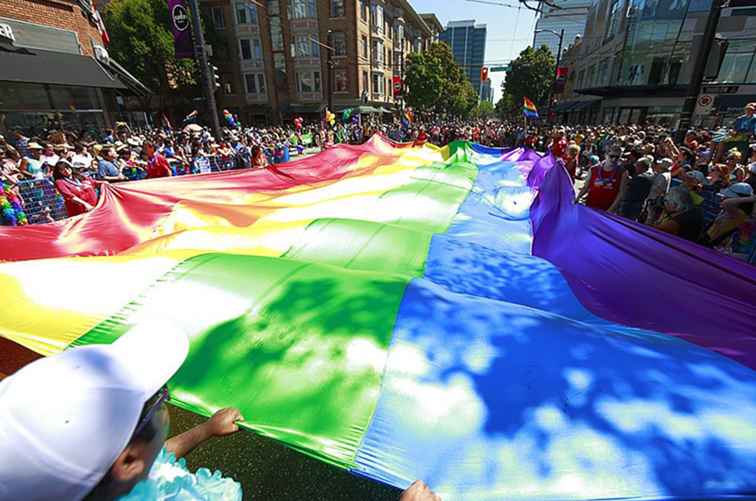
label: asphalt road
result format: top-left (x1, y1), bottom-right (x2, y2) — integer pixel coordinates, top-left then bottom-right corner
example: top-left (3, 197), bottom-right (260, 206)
top-left (170, 405), bottom-right (401, 501)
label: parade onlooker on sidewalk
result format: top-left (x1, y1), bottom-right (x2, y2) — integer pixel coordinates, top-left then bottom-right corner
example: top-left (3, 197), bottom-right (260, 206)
top-left (53, 160), bottom-right (99, 216)
top-left (144, 142), bottom-right (173, 179)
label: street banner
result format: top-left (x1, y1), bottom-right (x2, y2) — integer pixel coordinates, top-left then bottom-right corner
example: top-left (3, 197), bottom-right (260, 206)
top-left (392, 75), bottom-right (402, 97)
top-left (169, 0), bottom-right (193, 59)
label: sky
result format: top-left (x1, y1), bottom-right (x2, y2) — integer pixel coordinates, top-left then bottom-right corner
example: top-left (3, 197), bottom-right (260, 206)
top-left (408, 0), bottom-right (539, 102)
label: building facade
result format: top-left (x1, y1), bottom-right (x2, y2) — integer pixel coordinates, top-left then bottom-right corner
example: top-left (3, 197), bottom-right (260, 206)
top-left (439, 20), bottom-right (488, 101)
top-left (0, 0), bottom-right (148, 134)
top-left (202, 0), bottom-right (435, 123)
top-left (532, 0), bottom-right (591, 57)
top-left (553, 0), bottom-right (756, 126)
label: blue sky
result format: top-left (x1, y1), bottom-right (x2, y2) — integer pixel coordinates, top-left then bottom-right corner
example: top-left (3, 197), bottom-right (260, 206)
top-left (409, 0), bottom-right (539, 102)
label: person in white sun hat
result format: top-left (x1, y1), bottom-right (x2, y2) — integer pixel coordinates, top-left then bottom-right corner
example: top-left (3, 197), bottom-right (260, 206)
top-left (0, 321), bottom-right (243, 500)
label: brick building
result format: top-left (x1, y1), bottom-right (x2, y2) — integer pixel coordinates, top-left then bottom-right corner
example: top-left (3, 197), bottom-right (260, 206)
top-left (202, 0), bottom-right (437, 123)
top-left (0, 0), bottom-right (149, 134)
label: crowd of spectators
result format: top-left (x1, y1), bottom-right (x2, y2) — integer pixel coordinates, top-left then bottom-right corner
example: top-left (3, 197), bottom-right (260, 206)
top-left (2, 104), bottom-right (755, 262)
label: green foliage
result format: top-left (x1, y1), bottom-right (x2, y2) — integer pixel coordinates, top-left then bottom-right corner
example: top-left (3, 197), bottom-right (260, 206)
top-left (103, 0), bottom-right (197, 100)
top-left (472, 100), bottom-right (495, 118)
top-left (404, 42), bottom-right (478, 117)
top-left (495, 92), bottom-right (515, 119)
top-left (502, 46), bottom-right (555, 110)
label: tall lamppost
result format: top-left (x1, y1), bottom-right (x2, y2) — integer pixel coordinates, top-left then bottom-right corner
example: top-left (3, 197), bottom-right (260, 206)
top-left (535, 28), bottom-right (564, 121)
top-left (311, 30), bottom-right (335, 115)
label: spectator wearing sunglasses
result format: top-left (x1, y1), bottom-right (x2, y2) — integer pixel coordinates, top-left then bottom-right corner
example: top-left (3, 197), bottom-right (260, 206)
top-left (0, 321), bottom-right (243, 500)
top-left (576, 146), bottom-right (624, 211)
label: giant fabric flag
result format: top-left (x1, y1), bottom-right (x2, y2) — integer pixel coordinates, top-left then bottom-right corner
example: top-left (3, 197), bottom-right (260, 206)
top-left (1, 136), bottom-right (755, 500)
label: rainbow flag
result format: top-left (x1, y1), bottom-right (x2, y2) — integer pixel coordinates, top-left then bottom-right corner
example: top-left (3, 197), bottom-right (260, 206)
top-left (523, 96), bottom-right (539, 119)
top-left (1, 138), bottom-right (755, 500)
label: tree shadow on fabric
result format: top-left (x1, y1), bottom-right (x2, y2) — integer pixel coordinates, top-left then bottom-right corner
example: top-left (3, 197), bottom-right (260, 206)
top-left (169, 264), bottom-right (408, 467)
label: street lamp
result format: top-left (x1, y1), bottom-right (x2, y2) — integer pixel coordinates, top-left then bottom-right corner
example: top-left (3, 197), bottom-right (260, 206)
top-left (534, 28), bottom-right (564, 121)
top-left (311, 30), bottom-right (335, 115)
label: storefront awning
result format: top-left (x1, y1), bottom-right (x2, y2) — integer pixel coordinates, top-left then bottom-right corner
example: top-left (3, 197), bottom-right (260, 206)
top-left (0, 47), bottom-right (127, 89)
top-left (715, 94), bottom-right (756, 111)
top-left (286, 103), bottom-right (327, 114)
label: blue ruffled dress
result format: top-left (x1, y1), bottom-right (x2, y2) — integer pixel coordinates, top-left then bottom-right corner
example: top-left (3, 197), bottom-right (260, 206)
top-left (118, 448), bottom-right (242, 500)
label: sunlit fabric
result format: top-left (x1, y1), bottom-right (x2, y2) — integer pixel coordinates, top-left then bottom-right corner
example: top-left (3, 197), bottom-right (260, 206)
top-left (0, 138), bottom-right (754, 500)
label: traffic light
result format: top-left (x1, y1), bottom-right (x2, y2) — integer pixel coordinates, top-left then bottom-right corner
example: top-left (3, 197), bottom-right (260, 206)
top-left (208, 63), bottom-right (221, 91)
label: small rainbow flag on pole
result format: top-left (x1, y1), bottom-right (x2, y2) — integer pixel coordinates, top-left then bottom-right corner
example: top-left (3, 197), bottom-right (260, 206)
top-left (523, 97), bottom-right (539, 120)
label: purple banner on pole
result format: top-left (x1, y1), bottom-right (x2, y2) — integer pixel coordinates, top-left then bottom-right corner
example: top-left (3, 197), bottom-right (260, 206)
top-left (169, 0), bottom-right (193, 59)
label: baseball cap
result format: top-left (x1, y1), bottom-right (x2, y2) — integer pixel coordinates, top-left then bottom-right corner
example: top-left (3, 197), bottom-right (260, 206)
top-left (720, 182), bottom-right (754, 199)
top-left (0, 319), bottom-right (189, 501)
top-left (686, 170), bottom-right (707, 185)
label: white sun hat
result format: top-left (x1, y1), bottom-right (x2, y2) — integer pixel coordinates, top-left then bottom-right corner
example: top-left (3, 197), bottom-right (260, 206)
top-left (0, 319), bottom-right (189, 500)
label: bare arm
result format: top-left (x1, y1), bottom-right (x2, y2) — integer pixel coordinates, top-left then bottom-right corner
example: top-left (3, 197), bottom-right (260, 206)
top-left (575, 172), bottom-right (591, 202)
top-left (654, 215), bottom-right (681, 235)
top-left (165, 407), bottom-right (243, 459)
top-left (607, 170), bottom-right (629, 213)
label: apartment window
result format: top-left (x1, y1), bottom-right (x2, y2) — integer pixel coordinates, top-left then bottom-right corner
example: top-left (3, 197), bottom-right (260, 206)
top-left (329, 31), bottom-right (346, 56)
top-left (235, 3), bottom-right (258, 25)
top-left (360, 0), bottom-right (368, 21)
top-left (296, 70), bottom-right (321, 93)
top-left (240, 38), bottom-right (252, 60)
top-left (605, 0), bottom-right (622, 41)
top-left (334, 69), bottom-right (348, 92)
top-left (716, 41), bottom-right (756, 83)
top-left (244, 73), bottom-right (266, 95)
top-left (211, 7), bottom-right (225, 29)
top-left (371, 4), bottom-right (383, 34)
top-left (274, 53), bottom-right (287, 72)
top-left (239, 38), bottom-right (262, 61)
top-left (362, 70), bottom-right (369, 94)
top-left (267, 0), bottom-right (279, 15)
top-left (330, 0), bottom-right (344, 17)
top-left (361, 35), bottom-right (368, 60)
top-left (291, 34), bottom-right (320, 57)
top-left (372, 72), bottom-right (383, 94)
top-left (289, 0), bottom-right (316, 19)
top-left (270, 17), bottom-right (283, 50)
top-left (372, 40), bottom-right (384, 65)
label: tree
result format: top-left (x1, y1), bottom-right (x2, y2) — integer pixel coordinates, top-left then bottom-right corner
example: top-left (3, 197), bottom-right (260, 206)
top-left (104, 0), bottom-right (198, 112)
top-left (502, 46), bottom-right (555, 111)
top-left (404, 42), bottom-right (477, 117)
top-left (495, 92), bottom-right (515, 119)
top-left (472, 100), bottom-right (495, 119)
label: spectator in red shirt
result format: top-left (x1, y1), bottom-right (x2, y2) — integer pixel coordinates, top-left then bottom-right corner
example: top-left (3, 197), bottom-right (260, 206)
top-left (53, 160), bottom-right (99, 216)
top-left (550, 129), bottom-right (568, 158)
top-left (144, 142), bottom-right (173, 179)
top-left (575, 147), bottom-right (624, 211)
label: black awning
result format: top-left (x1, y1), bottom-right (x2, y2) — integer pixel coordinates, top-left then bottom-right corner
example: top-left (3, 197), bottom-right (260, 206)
top-left (0, 48), bottom-right (126, 89)
top-left (286, 103), bottom-right (327, 114)
top-left (715, 94), bottom-right (756, 111)
top-left (576, 84), bottom-right (686, 98)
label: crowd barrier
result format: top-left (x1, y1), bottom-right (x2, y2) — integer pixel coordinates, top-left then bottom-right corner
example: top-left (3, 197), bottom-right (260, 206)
top-left (8, 154), bottom-right (756, 264)
top-left (16, 179), bottom-right (68, 224)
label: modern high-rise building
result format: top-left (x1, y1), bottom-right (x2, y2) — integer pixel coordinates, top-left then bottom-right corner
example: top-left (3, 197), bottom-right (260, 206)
top-left (532, 0), bottom-right (591, 58)
top-left (202, 0), bottom-right (439, 124)
top-left (439, 20), bottom-right (487, 100)
top-left (551, 0), bottom-right (756, 127)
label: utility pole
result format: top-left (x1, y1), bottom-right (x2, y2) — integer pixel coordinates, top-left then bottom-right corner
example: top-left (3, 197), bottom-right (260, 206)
top-left (677, 0), bottom-right (723, 140)
top-left (536, 28), bottom-right (564, 123)
top-left (187, 0), bottom-right (221, 139)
